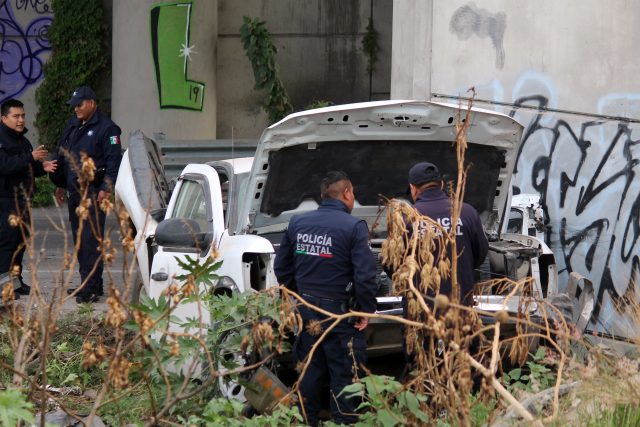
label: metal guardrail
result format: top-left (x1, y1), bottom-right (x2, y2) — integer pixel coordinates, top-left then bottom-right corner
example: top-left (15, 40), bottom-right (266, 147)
top-left (155, 138), bottom-right (258, 180)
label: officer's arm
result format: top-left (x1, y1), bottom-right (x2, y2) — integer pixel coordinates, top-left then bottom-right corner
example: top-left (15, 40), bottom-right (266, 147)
top-left (48, 120), bottom-right (74, 188)
top-left (351, 221), bottom-right (378, 313)
top-left (274, 227), bottom-right (296, 291)
top-left (100, 124), bottom-right (123, 192)
top-left (48, 151), bottom-right (67, 188)
top-left (31, 156), bottom-right (46, 177)
top-left (0, 147), bottom-right (30, 175)
top-left (470, 209), bottom-right (489, 268)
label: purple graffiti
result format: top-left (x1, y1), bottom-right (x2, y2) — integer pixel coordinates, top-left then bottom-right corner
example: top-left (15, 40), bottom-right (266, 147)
top-left (14, 0), bottom-right (50, 14)
top-left (0, 0), bottom-right (52, 102)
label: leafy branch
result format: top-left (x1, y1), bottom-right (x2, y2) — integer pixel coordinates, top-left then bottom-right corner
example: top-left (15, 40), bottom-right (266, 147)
top-left (239, 16), bottom-right (293, 124)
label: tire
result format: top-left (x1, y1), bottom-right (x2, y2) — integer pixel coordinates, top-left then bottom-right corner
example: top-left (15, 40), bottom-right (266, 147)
top-left (128, 269), bottom-right (146, 305)
top-left (215, 326), bottom-right (251, 402)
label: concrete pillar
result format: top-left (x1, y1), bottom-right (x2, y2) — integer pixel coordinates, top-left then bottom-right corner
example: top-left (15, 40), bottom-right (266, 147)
top-left (112, 0), bottom-right (217, 144)
top-left (391, 0), bottom-right (432, 100)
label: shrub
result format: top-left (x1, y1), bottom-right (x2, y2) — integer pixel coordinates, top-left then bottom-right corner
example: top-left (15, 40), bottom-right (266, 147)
top-left (32, 175), bottom-right (56, 207)
top-left (35, 0), bottom-right (108, 151)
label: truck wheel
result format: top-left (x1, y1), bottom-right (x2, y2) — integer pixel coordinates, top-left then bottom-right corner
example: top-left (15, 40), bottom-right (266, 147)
top-left (128, 270), bottom-right (146, 305)
top-left (216, 327), bottom-right (250, 402)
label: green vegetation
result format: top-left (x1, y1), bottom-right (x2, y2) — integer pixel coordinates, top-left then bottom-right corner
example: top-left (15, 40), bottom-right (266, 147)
top-left (361, 17), bottom-right (380, 75)
top-left (586, 405), bottom-right (640, 427)
top-left (503, 347), bottom-right (555, 393)
top-left (35, 0), bottom-right (108, 151)
top-left (32, 175), bottom-right (56, 208)
top-left (304, 100), bottom-right (334, 110)
top-left (0, 389), bottom-right (34, 426)
top-left (239, 16), bottom-right (293, 124)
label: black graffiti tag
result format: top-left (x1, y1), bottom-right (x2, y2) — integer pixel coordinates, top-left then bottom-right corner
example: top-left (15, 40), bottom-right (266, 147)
top-left (511, 95), bottom-right (640, 329)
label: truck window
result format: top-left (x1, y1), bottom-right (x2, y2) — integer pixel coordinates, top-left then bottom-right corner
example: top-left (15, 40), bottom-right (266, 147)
top-left (217, 172), bottom-right (229, 224)
top-left (171, 179), bottom-right (210, 234)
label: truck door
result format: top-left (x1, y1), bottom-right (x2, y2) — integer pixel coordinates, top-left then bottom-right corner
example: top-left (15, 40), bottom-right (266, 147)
top-left (148, 164), bottom-right (224, 330)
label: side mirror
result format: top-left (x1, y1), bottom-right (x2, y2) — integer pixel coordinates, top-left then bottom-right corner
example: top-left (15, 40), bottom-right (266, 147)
top-left (154, 218), bottom-right (212, 249)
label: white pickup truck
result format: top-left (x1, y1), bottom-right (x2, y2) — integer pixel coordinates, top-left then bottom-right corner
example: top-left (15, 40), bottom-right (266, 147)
top-left (115, 100), bottom-right (559, 399)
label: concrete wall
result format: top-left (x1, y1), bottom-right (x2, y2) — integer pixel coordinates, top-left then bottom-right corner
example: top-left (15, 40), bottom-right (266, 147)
top-left (391, 0), bottom-right (640, 337)
top-left (0, 1), bottom-right (54, 145)
top-left (112, 0), bottom-right (217, 143)
top-left (216, 0), bottom-right (392, 138)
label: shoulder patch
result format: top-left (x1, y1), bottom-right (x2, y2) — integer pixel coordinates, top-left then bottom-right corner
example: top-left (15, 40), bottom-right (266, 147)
top-left (109, 135), bottom-right (120, 145)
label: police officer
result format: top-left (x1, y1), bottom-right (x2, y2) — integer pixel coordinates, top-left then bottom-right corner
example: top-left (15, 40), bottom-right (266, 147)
top-left (51, 86), bottom-right (122, 303)
top-left (274, 171), bottom-right (377, 426)
top-left (0, 99), bottom-right (57, 295)
top-left (408, 161), bottom-right (488, 305)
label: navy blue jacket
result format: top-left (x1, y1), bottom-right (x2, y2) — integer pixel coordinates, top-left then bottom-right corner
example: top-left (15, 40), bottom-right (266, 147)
top-left (0, 123), bottom-right (45, 199)
top-left (274, 198), bottom-right (378, 313)
top-left (413, 187), bottom-right (488, 305)
top-left (51, 110), bottom-right (122, 195)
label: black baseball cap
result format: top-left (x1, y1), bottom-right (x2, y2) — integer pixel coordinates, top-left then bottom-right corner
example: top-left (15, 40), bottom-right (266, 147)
top-left (67, 86), bottom-right (97, 106)
top-left (408, 162), bottom-right (442, 186)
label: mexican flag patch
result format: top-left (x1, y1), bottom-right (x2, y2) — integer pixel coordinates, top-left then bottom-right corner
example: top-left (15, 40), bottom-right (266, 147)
top-left (109, 135), bottom-right (120, 145)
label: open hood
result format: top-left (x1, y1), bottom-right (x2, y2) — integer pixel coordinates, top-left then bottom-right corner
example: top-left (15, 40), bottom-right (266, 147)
top-left (239, 100), bottom-right (523, 237)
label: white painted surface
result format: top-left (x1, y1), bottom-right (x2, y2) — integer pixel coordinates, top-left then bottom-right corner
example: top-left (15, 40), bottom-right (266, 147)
top-left (391, 0), bottom-right (640, 337)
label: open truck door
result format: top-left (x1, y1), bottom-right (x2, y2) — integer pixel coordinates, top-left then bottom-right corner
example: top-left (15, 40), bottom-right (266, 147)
top-left (115, 130), bottom-right (170, 293)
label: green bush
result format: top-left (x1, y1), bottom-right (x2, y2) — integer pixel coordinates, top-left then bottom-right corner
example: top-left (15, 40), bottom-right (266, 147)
top-left (32, 175), bottom-right (56, 207)
top-left (35, 0), bottom-right (108, 151)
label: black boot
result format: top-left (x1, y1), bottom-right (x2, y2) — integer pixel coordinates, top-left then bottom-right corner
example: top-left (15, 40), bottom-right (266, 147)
top-left (15, 279), bottom-right (30, 295)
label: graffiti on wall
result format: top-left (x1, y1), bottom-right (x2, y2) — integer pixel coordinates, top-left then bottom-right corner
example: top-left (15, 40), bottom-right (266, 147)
top-left (150, 1), bottom-right (205, 111)
top-left (14, 0), bottom-right (50, 14)
top-left (450, 3), bottom-right (506, 69)
top-left (0, 0), bottom-right (52, 102)
top-left (484, 73), bottom-right (640, 337)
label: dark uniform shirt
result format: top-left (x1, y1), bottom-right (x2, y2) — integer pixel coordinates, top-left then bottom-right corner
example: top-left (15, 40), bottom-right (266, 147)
top-left (413, 187), bottom-right (489, 305)
top-left (274, 198), bottom-right (378, 313)
top-left (0, 123), bottom-right (45, 198)
top-left (52, 110), bottom-right (122, 195)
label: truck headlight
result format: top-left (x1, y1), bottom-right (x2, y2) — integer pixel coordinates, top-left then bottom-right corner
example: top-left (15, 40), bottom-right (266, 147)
top-left (214, 276), bottom-right (238, 294)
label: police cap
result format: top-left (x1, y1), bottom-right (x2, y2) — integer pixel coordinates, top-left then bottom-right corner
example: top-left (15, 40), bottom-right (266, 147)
top-left (67, 86), bottom-right (97, 106)
top-left (408, 162), bottom-right (442, 186)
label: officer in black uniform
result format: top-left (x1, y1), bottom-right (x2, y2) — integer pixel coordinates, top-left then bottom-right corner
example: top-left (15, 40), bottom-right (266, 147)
top-left (50, 86), bottom-right (122, 303)
top-left (0, 99), bottom-right (57, 295)
top-left (408, 162), bottom-right (488, 306)
top-left (274, 171), bottom-right (377, 426)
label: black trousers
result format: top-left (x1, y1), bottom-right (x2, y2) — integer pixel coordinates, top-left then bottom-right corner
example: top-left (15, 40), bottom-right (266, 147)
top-left (294, 294), bottom-right (367, 426)
top-left (0, 197), bottom-right (28, 280)
top-left (68, 193), bottom-right (106, 295)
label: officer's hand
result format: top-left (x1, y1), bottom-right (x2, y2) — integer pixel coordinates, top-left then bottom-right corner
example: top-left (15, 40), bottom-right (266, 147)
top-left (55, 187), bottom-right (65, 203)
top-left (43, 160), bottom-right (57, 173)
top-left (98, 190), bottom-right (111, 203)
top-left (353, 317), bottom-right (369, 331)
top-left (32, 145), bottom-right (48, 161)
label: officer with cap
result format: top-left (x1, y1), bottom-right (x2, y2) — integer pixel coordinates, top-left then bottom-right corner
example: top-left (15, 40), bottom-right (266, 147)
top-left (274, 171), bottom-right (377, 426)
top-left (50, 86), bottom-right (122, 303)
top-left (407, 161), bottom-right (488, 305)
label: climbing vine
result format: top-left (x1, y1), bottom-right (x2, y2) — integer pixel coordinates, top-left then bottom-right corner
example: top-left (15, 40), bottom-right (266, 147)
top-left (362, 17), bottom-right (380, 75)
top-left (34, 0), bottom-right (108, 150)
top-left (239, 16), bottom-right (293, 124)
